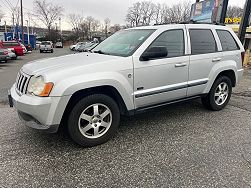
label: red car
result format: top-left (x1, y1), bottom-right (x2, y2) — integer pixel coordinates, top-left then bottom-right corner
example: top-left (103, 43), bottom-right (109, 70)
top-left (0, 41), bottom-right (24, 56)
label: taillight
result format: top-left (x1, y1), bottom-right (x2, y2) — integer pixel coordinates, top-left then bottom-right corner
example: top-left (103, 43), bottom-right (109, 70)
top-left (241, 51), bottom-right (245, 66)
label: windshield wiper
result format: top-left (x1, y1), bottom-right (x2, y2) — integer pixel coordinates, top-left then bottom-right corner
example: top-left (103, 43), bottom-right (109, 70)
top-left (93, 50), bottom-right (109, 55)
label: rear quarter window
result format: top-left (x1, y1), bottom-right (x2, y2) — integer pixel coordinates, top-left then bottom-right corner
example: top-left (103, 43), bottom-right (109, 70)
top-left (216, 30), bottom-right (239, 51)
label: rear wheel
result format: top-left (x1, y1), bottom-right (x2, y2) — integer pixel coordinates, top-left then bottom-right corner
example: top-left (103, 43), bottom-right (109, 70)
top-left (67, 94), bottom-right (120, 147)
top-left (51, 49), bottom-right (53, 53)
top-left (201, 76), bottom-right (232, 111)
top-left (40, 50), bottom-right (43, 53)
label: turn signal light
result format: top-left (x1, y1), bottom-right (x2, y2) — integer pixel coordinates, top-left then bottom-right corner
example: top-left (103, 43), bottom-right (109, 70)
top-left (39, 82), bottom-right (54, 97)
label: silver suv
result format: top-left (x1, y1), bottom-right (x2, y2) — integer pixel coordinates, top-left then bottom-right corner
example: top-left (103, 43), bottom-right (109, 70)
top-left (10, 24), bottom-right (244, 147)
top-left (39, 41), bottom-right (53, 53)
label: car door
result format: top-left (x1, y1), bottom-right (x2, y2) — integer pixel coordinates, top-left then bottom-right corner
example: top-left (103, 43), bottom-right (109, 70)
top-left (186, 25), bottom-right (222, 96)
top-left (133, 26), bottom-right (189, 109)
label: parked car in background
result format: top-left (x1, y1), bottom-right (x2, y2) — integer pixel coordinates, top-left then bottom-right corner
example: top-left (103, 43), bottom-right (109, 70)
top-left (0, 48), bottom-right (8, 63)
top-left (70, 42), bottom-right (85, 51)
top-left (36, 41), bottom-right (41, 49)
top-left (21, 44), bottom-right (27, 54)
top-left (0, 41), bottom-right (24, 56)
top-left (55, 42), bottom-right (63, 48)
top-left (69, 44), bottom-right (77, 50)
top-left (78, 42), bottom-right (99, 52)
top-left (75, 42), bottom-right (85, 51)
top-left (6, 48), bottom-right (17, 60)
top-left (40, 41), bottom-right (53, 53)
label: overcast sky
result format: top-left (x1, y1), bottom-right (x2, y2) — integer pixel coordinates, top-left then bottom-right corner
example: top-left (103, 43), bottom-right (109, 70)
top-left (0, 0), bottom-right (246, 29)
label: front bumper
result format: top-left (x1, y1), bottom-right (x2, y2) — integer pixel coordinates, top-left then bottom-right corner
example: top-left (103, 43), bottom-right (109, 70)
top-left (10, 85), bottom-right (70, 133)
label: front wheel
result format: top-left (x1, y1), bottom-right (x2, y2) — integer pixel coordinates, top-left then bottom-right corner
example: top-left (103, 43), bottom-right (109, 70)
top-left (67, 94), bottom-right (120, 147)
top-left (201, 76), bottom-right (232, 111)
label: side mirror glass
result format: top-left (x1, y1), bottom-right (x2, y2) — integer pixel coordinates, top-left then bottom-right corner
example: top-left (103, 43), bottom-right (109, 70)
top-left (140, 46), bottom-right (168, 61)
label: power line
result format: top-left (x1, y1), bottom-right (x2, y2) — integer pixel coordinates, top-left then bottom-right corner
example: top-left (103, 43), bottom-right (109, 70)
top-left (14, 0), bottom-right (20, 9)
top-left (0, 0), bottom-right (13, 12)
top-left (3, 0), bottom-right (14, 10)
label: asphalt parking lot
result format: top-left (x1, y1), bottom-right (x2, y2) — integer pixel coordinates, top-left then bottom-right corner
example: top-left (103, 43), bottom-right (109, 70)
top-left (1, 49), bottom-right (251, 187)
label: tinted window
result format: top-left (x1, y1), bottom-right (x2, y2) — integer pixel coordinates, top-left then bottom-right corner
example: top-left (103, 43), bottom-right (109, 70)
top-left (148, 29), bottom-right (184, 58)
top-left (41, 42), bottom-right (51, 45)
top-left (216, 30), bottom-right (239, 51)
top-left (190, 29), bottom-right (217, 55)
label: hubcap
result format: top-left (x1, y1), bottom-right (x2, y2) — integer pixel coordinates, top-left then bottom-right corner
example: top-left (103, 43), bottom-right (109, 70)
top-left (78, 103), bottom-right (112, 139)
top-left (214, 82), bottom-right (229, 106)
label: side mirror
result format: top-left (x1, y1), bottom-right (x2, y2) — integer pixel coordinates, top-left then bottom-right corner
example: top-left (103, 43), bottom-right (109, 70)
top-left (140, 46), bottom-right (168, 61)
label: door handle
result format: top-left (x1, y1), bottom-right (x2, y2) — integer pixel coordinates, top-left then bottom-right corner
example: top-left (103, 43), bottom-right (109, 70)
top-left (212, 58), bottom-right (222, 62)
top-left (175, 63), bottom-right (187, 68)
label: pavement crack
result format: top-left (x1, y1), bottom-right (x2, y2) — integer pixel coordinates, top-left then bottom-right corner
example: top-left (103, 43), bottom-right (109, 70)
top-left (241, 153), bottom-right (251, 171)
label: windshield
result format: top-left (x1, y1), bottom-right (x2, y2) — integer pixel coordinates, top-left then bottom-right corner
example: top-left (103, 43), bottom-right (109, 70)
top-left (92, 29), bottom-right (155, 57)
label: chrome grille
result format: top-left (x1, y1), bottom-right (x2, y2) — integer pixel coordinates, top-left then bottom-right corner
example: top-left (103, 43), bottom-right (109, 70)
top-left (16, 71), bottom-right (30, 94)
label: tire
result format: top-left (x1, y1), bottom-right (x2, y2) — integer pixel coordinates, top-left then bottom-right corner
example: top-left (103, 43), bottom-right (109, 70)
top-left (67, 94), bottom-right (120, 147)
top-left (51, 49), bottom-right (53, 53)
top-left (201, 76), bottom-right (232, 111)
top-left (40, 50), bottom-right (43, 53)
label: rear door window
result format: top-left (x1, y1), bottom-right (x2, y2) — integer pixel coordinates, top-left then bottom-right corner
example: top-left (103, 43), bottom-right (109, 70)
top-left (189, 29), bottom-right (217, 55)
top-left (216, 30), bottom-right (239, 51)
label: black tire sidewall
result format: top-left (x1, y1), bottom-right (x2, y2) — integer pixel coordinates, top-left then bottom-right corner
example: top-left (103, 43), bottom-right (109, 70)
top-left (208, 76), bottom-right (232, 111)
top-left (68, 94), bottom-right (120, 147)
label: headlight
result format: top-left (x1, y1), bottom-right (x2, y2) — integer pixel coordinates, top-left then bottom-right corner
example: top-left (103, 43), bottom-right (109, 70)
top-left (27, 76), bottom-right (54, 97)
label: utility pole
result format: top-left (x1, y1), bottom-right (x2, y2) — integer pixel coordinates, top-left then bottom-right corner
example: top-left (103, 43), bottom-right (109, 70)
top-left (238, 0), bottom-right (251, 46)
top-left (12, 13), bottom-right (15, 39)
top-left (59, 17), bottom-right (62, 34)
top-left (4, 21), bottom-right (7, 33)
top-left (26, 20), bottom-right (30, 44)
top-left (20, 0), bottom-right (24, 44)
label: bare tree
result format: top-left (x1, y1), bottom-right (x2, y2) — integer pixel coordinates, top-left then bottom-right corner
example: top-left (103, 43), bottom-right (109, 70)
top-left (109, 24), bottom-right (121, 33)
top-left (165, 2), bottom-right (191, 23)
top-left (104, 18), bottom-right (111, 37)
top-left (33, 0), bottom-right (63, 39)
top-left (126, 1), bottom-right (191, 26)
top-left (140, 1), bottom-right (156, 25)
top-left (85, 16), bottom-right (95, 40)
top-left (126, 2), bottom-right (142, 27)
top-left (226, 6), bottom-right (243, 18)
top-left (68, 13), bottom-right (83, 39)
top-left (68, 14), bottom-right (82, 31)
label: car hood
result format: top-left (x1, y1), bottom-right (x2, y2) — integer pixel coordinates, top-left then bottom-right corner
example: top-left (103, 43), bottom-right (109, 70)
top-left (21, 52), bottom-right (124, 76)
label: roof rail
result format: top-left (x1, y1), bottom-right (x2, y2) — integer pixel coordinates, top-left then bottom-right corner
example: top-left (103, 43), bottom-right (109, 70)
top-left (153, 20), bottom-right (225, 26)
top-left (180, 20), bottom-right (225, 26)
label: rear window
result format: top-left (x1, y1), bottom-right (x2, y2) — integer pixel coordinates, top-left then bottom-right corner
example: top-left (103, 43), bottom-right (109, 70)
top-left (189, 29), bottom-right (217, 55)
top-left (2, 42), bottom-right (19, 47)
top-left (41, 42), bottom-right (51, 45)
top-left (216, 30), bottom-right (239, 51)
